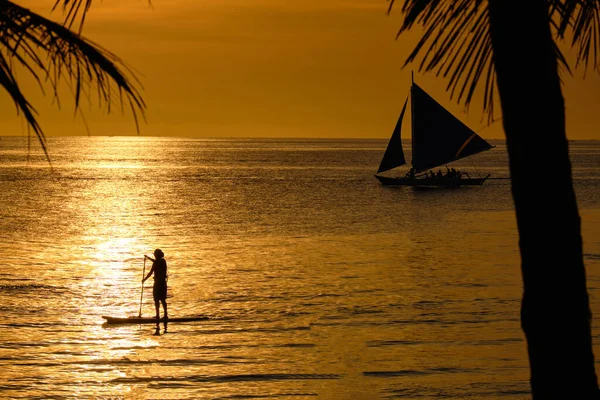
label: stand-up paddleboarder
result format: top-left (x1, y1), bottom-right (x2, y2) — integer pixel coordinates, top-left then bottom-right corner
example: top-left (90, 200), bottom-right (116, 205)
top-left (143, 248), bottom-right (168, 331)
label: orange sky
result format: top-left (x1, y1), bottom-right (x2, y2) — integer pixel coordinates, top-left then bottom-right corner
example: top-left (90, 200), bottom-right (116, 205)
top-left (2, 0), bottom-right (600, 140)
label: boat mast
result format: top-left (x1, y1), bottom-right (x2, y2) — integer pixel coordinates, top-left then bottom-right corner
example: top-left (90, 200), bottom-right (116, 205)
top-left (410, 71), bottom-right (415, 170)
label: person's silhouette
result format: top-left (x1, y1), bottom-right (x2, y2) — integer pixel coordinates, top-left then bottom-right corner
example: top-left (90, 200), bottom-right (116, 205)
top-left (143, 248), bottom-right (168, 332)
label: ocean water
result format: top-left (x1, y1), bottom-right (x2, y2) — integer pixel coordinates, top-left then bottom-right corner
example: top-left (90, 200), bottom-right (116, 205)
top-left (1, 136), bottom-right (600, 399)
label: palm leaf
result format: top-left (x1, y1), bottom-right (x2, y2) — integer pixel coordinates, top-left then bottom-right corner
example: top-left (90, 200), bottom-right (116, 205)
top-left (0, 0), bottom-right (145, 150)
top-left (52, 0), bottom-right (153, 33)
top-left (52, 0), bottom-right (92, 33)
top-left (0, 51), bottom-right (48, 159)
top-left (555, 0), bottom-right (600, 71)
top-left (388, 0), bottom-right (573, 122)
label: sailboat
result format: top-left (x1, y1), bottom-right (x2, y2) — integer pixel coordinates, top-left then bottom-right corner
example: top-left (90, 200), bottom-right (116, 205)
top-left (375, 76), bottom-right (494, 187)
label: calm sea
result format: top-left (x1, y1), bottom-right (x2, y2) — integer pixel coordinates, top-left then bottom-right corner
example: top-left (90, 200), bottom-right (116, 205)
top-left (1, 136), bottom-right (600, 399)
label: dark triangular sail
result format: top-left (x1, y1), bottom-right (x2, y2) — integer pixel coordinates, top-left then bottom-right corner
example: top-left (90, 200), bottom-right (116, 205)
top-left (377, 96), bottom-right (408, 173)
top-left (411, 83), bottom-right (493, 173)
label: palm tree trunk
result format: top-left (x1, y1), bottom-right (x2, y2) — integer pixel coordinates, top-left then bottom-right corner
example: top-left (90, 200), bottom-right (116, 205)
top-left (487, 0), bottom-right (599, 397)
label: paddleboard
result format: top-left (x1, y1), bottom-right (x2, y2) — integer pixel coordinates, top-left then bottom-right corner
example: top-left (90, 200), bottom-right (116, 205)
top-left (102, 315), bottom-right (209, 325)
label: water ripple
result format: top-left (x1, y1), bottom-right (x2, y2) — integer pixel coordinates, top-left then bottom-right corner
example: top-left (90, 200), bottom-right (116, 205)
top-left (112, 373), bottom-right (342, 384)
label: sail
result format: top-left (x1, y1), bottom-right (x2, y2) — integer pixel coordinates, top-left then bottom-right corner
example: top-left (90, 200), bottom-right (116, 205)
top-left (411, 83), bottom-right (493, 173)
top-left (377, 96), bottom-right (408, 173)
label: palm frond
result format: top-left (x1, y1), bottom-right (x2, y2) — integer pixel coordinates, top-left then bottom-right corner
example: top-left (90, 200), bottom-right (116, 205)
top-left (390, 0), bottom-right (496, 121)
top-left (0, 0), bottom-right (145, 144)
top-left (52, 0), bottom-right (92, 33)
top-left (52, 0), bottom-right (153, 33)
top-left (388, 0), bottom-right (572, 123)
top-left (0, 51), bottom-right (49, 159)
top-left (555, 0), bottom-right (600, 71)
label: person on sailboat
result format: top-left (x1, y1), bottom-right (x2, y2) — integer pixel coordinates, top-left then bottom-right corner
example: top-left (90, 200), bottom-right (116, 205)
top-left (143, 249), bottom-right (168, 326)
top-left (445, 167), bottom-right (458, 178)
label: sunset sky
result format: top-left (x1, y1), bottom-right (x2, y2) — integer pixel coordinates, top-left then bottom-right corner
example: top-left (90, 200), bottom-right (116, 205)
top-left (2, 0), bottom-right (600, 140)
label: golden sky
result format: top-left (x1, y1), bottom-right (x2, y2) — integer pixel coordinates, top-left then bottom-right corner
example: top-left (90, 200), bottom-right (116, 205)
top-left (2, 0), bottom-right (600, 140)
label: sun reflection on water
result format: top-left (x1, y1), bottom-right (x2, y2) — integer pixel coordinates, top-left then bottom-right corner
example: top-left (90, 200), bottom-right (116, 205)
top-left (7, 137), bottom-right (594, 398)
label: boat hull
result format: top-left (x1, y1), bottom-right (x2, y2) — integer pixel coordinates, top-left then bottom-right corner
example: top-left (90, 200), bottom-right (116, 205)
top-left (375, 174), bottom-right (490, 187)
top-left (102, 315), bottom-right (209, 325)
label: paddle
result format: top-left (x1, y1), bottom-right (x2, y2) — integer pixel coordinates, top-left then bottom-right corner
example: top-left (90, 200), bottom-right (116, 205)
top-left (139, 256), bottom-right (146, 318)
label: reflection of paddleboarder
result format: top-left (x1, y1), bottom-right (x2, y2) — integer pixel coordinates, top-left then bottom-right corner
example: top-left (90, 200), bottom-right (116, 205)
top-left (143, 249), bottom-right (168, 327)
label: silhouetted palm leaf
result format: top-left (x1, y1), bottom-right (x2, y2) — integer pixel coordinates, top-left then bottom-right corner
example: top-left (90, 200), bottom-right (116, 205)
top-left (387, 0), bottom-right (595, 121)
top-left (387, 0), bottom-right (497, 121)
top-left (555, 0), bottom-right (600, 70)
top-left (0, 0), bottom-right (145, 156)
top-left (0, 51), bottom-right (46, 156)
top-left (52, 0), bottom-right (92, 32)
top-left (52, 0), bottom-right (153, 33)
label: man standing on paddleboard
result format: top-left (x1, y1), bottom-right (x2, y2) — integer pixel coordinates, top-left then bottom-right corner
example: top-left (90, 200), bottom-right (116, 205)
top-left (143, 249), bottom-right (168, 328)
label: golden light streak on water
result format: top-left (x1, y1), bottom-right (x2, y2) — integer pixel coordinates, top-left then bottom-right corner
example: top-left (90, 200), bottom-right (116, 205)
top-left (3, 137), bottom-right (600, 398)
